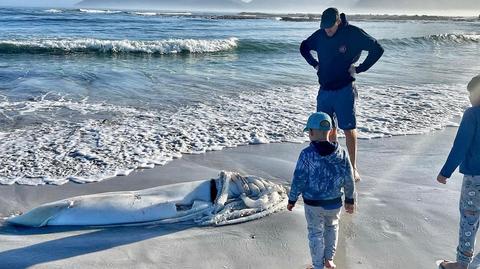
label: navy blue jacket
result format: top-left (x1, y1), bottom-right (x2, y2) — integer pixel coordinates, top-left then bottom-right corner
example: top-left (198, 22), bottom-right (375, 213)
top-left (440, 106), bottom-right (480, 177)
top-left (300, 16), bottom-right (384, 90)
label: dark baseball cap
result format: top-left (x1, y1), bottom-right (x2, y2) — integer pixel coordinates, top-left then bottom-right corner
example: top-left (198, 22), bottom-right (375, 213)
top-left (320, 7), bottom-right (340, 29)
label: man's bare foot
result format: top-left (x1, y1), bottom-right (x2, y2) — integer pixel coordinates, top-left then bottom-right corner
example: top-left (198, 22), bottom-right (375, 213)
top-left (325, 259), bottom-right (336, 269)
top-left (353, 168), bottom-right (361, 182)
top-left (439, 260), bottom-right (468, 269)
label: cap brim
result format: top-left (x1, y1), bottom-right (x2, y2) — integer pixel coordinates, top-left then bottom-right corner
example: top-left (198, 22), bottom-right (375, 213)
top-left (320, 20), bottom-right (335, 29)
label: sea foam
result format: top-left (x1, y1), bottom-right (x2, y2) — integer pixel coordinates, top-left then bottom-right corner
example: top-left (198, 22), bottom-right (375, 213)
top-left (0, 84), bottom-right (469, 185)
top-left (0, 33), bottom-right (476, 55)
top-left (381, 33), bottom-right (480, 48)
top-left (79, 9), bottom-right (122, 14)
top-left (44, 9), bottom-right (63, 13)
top-left (0, 38), bottom-right (239, 54)
top-left (134, 12), bottom-right (157, 16)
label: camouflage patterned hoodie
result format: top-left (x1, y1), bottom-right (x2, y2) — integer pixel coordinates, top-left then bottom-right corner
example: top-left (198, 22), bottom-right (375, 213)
top-left (288, 141), bottom-right (355, 208)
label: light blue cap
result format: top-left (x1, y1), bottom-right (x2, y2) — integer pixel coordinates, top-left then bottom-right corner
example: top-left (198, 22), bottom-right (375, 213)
top-left (303, 112), bottom-right (332, 132)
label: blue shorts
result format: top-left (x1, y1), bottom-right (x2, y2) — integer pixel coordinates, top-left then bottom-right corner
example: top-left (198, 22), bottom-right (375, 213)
top-left (316, 83), bottom-right (357, 130)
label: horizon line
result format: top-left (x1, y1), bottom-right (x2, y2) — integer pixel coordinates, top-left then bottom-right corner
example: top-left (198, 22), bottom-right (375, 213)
top-left (0, 5), bottom-right (478, 17)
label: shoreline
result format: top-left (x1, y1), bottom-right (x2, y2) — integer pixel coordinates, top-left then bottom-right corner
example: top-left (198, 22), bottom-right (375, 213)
top-left (0, 128), bottom-right (453, 217)
top-left (1, 127), bottom-right (476, 269)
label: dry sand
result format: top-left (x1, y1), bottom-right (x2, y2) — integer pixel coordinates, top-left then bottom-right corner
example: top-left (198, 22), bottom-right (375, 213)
top-left (0, 127), bottom-right (478, 269)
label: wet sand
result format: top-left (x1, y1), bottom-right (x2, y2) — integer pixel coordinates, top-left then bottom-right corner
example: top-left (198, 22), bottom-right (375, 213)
top-left (1, 127), bottom-right (476, 269)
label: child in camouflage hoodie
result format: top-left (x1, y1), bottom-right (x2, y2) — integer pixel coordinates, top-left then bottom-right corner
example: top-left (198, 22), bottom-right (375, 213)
top-left (288, 112), bottom-right (356, 269)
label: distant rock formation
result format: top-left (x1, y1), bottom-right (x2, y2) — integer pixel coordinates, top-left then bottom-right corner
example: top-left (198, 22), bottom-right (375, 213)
top-left (76, 0), bottom-right (480, 15)
top-left (76, 0), bottom-right (245, 10)
top-left (75, 0), bottom-right (334, 12)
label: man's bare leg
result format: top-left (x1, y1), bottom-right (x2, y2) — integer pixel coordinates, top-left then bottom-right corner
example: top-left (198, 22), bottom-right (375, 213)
top-left (328, 127), bottom-right (338, 142)
top-left (344, 129), bottom-right (360, 182)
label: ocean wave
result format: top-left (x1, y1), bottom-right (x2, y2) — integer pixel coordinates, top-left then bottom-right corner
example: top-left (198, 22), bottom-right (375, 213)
top-left (133, 12), bottom-right (157, 16)
top-left (279, 16), bottom-right (319, 22)
top-left (241, 33), bottom-right (480, 52)
top-left (237, 40), bottom-right (298, 53)
top-left (0, 38), bottom-right (239, 54)
top-left (0, 83), bottom-right (469, 185)
top-left (381, 33), bottom-right (480, 47)
top-left (235, 33), bottom-right (480, 52)
top-left (79, 9), bottom-right (123, 14)
top-left (157, 12), bottom-right (192, 16)
top-left (44, 9), bottom-right (63, 13)
top-left (0, 33), bottom-right (475, 56)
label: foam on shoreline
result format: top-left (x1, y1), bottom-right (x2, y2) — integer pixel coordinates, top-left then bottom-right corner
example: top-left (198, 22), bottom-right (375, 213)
top-left (0, 83), bottom-right (469, 185)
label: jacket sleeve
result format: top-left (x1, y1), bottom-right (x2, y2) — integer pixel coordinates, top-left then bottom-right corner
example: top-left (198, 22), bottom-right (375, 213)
top-left (354, 27), bottom-right (384, 74)
top-left (440, 109), bottom-right (476, 178)
top-left (288, 151), bottom-right (309, 205)
top-left (300, 33), bottom-right (319, 69)
top-left (343, 150), bottom-right (356, 204)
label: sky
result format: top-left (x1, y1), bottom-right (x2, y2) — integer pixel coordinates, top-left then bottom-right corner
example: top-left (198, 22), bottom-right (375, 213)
top-left (0, 0), bottom-right (478, 16)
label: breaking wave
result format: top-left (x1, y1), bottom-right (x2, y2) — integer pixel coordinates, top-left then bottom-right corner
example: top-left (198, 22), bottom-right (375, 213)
top-left (0, 38), bottom-right (239, 54)
top-left (44, 9), bottom-right (63, 13)
top-left (78, 9), bottom-right (123, 14)
top-left (380, 33), bottom-right (480, 47)
top-left (0, 34), bottom-right (476, 56)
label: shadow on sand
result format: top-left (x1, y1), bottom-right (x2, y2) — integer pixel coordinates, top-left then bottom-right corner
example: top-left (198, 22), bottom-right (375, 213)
top-left (0, 222), bottom-right (195, 269)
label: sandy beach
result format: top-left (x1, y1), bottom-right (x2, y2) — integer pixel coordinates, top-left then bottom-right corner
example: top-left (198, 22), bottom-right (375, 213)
top-left (1, 4), bottom-right (479, 269)
top-left (0, 126), bottom-right (477, 269)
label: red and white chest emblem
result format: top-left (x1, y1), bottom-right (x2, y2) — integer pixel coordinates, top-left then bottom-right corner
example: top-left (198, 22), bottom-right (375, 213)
top-left (339, 45), bottom-right (347, 53)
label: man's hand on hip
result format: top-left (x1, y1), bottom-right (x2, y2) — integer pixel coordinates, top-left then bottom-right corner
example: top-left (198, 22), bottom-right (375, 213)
top-left (349, 65), bottom-right (357, 77)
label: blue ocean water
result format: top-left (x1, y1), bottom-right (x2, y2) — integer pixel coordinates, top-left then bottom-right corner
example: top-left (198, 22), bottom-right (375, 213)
top-left (0, 7), bottom-right (479, 185)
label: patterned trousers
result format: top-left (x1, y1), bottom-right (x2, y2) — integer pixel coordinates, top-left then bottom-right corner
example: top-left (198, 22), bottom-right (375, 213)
top-left (457, 175), bottom-right (480, 266)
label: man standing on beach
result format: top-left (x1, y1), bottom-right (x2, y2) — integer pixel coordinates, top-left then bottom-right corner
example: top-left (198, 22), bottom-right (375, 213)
top-left (300, 7), bottom-right (384, 181)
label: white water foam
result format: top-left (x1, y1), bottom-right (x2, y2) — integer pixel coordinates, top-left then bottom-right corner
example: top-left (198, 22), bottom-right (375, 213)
top-left (134, 12), bottom-right (157, 16)
top-left (0, 38), bottom-right (239, 54)
top-left (157, 12), bottom-right (192, 16)
top-left (129, 11), bottom-right (192, 16)
top-left (432, 33), bottom-right (480, 43)
top-left (356, 84), bottom-right (468, 137)
top-left (382, 33), bottom-right (480, 48)
top-left (44, 9), bottom-right (63, 13)
top-left (79, 9), bottom-right (122, 14)
top-left (0, 84), bottom-right (469, 185)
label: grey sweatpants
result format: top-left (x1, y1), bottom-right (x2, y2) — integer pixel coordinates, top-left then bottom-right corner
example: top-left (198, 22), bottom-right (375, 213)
top-left (304, 204), bottom-right (341, 269)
